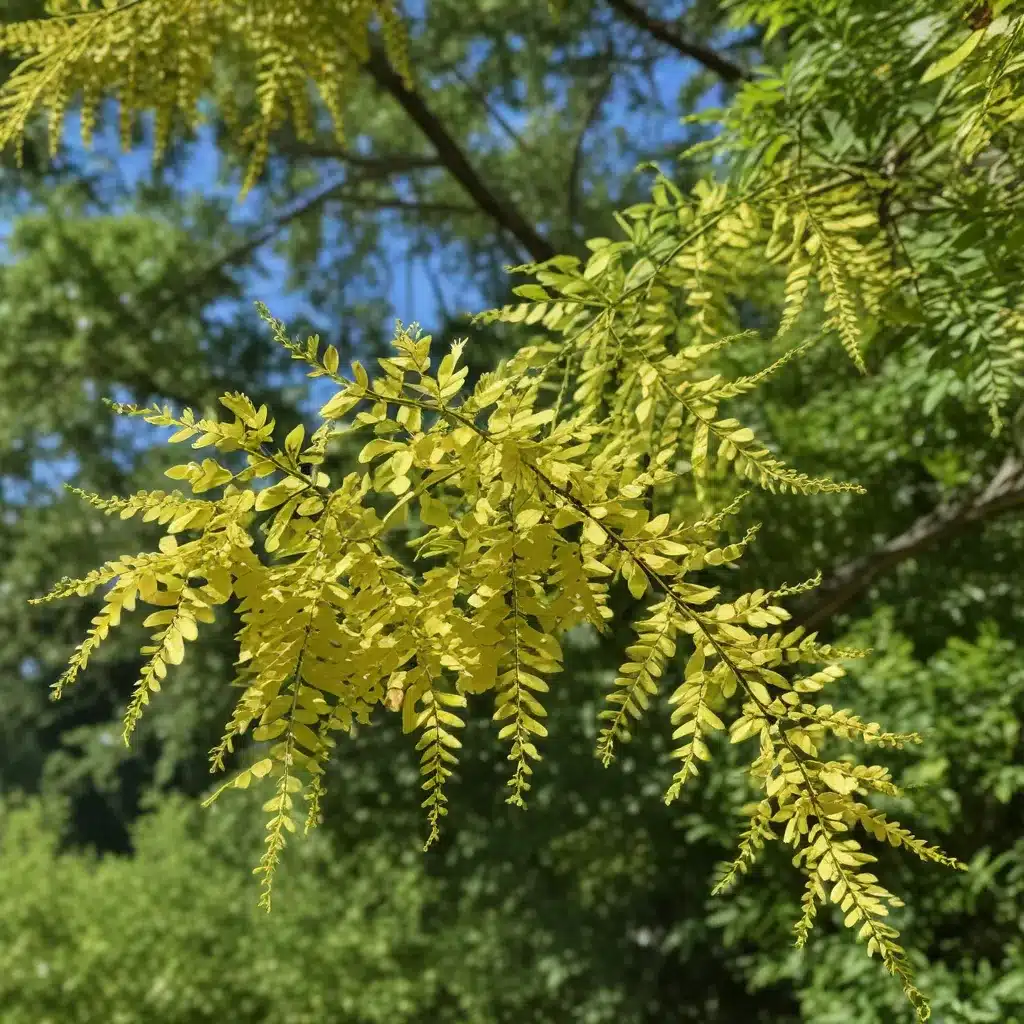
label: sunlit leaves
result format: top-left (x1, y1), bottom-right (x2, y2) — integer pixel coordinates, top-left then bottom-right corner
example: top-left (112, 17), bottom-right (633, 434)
top-left (25, 48), bottom-right (976, 1008)
top-left (0, 0), bottom-right (412, 193)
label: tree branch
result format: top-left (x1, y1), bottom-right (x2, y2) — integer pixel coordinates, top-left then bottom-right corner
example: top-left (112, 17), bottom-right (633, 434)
top-left (794, 454), bottom-right (1024, 632)
top-left (326, 194), bottom-right (479, 215)
top-left (446, 63), bottom-right (533, 154)
top-left (137, 157), bottom-right (473, 325)
top-left (603, 0), bottom-right (752, 83)
top-left (277, 140), bottom-right (442, 172)
top-left (361, 44), bottom-right (559, 264)
top-left (134, 175), bottom-right (353, 323)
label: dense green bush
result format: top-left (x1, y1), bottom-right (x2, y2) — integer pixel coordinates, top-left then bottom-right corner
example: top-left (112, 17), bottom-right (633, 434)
top-left (1, 608), bottom-right (1020, 1024)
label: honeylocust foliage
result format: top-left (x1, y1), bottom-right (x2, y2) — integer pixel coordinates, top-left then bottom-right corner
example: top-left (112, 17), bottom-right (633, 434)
top-left (2, 1), bottom-right (1020, 421)
top-left (9, 0), bottom-right (1021, 1020)
top-left (0, 0), bottom-right (410, 194)
top-left (32, 287), bottom-right (960, 1021)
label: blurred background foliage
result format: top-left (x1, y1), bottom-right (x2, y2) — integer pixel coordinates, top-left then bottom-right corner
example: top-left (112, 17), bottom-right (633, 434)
top-left (0, 0), bottom-right (1021, 1021)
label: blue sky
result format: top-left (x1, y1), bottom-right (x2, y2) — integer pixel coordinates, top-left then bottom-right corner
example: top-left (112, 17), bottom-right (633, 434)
top-left (53, 45), bottom-right (707, 334)
top-left (1, 31), bottom-right (721, 503)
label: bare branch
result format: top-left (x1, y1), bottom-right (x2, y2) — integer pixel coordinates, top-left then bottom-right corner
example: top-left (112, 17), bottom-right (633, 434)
top-left (604, 0), bottom-right (752, 83)
top-left (326, 193), bottom-right (479, 215)
top-left (794, 454), bottom-right (1024, 632)
top-left (135, 176), bottom-right (352, 322)
top-left (132, 172), bottom-right (478, 330)
top-left (361, 43), bottom-right (560, 264)
top-left (278, 141), bottom-right (442, 173)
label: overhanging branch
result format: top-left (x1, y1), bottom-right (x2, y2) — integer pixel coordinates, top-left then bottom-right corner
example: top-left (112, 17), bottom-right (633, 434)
top-left (134, 175), bottom-right (352, 324)
top-left (794, 454), bottom-right (1024, 632)
top-left (604, 0), bottom-right (752, 83)
top-left (361, 44), bottom-right (559, 264)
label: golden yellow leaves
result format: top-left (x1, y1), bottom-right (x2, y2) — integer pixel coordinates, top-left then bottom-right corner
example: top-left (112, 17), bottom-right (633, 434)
top-left (319, 388), bottom-right (363, 420)
top-left (0, 0), bottom-right (413, 198)
top-left (253, 475), bottom-right (307, 512)
top-left (403, 677), bottom-right (467, 847)
top-left (123, 579), bottom-right (219, 741)
top-left (34, 276), bottom-right (957, 1017)
top-left (598, 598), bottom-right (677, 765)
top-left (226, 756), bottom-right (282, 793)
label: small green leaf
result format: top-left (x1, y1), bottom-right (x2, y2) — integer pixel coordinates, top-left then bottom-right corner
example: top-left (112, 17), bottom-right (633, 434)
top-left (512, 284), bottom-right (550, 301)
top-left (626, 565), bottom-right (648, 599)
top-left (821, 770), bottom-right (858, 795)
top-left (419, 493), bottom-right (451, 527)
top-left (921, 29), bottom-right (985, 83)
top-left (163, 628), bottom-right (185, 666)
top-left (177, 616), bottom-right (198, 642)
top-left (684, 646), bottom-right (705, 680)
top-left (253, 720), bottom-right (288, 742)
top-left (515, 507), bottom-right (544, 530)
top-left (319, 391), bottom-right (361, 420)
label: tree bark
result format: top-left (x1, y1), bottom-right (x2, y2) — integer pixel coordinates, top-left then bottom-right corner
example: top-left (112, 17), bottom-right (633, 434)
top-left (794, 454), bottom-right (1024, 632)
top-left (604, 0), bottom-right (752, 83)
top-left (362, 45), bottom-right (559, 265)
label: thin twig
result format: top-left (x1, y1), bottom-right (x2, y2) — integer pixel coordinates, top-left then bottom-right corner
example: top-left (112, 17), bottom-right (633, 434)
top-left (567, 54), bottom-right (615, 227)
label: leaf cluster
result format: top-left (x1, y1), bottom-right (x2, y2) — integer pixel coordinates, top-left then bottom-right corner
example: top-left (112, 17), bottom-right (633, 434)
top-left (0, 0), bottom-right (410, 193)
top-left (33, 225), bottom-right (961, 1016)
top-left (6, 0), bottom-right (1017, 1019)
